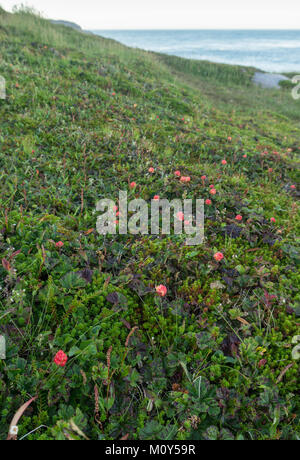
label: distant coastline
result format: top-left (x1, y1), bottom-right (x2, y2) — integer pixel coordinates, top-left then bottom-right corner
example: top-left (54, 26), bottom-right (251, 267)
top-left (93, 29), bottom-right (300, 73)
top-left (50, 19), bottom-right (94, 35)
top-left (50, 20), bottom-right (82, 30)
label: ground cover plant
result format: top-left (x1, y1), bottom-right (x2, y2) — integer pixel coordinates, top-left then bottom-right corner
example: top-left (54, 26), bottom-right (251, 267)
top-left (0, 6), bottom-right (299, 441)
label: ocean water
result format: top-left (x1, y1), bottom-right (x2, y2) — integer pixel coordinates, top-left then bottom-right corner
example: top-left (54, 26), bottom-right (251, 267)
top-left (93, 30), bottom-right (300, 73)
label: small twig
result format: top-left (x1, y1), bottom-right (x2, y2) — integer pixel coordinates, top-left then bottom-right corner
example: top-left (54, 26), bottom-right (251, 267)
top-left (276, 363), bottom-right (294, 384)
top-left (19, 425), bottom-right (48, 441)
top-left (125, 327), bottom-right (139, 347)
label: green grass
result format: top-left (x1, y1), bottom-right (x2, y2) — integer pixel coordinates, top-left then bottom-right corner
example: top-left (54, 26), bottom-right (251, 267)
top-left (157, 53), bottom-right (300, 122)
top-left (0, 6), bottom-right (299, 441)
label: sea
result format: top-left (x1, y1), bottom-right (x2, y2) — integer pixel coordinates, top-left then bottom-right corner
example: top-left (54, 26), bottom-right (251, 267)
top-left (93, 30), bottom-right (300, 73)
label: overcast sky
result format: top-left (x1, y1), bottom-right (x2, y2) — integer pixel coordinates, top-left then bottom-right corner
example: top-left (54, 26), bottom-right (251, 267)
top-left (1, 0), bottom-right (300, 29)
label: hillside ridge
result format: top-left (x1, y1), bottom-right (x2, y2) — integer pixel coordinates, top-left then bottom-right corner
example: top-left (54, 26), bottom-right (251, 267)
top-left (0, 7), bottom-right (299, 441)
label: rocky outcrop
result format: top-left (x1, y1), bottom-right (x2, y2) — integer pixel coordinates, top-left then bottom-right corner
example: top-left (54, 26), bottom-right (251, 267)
top-left (50, 20), bottom-right (82, 30)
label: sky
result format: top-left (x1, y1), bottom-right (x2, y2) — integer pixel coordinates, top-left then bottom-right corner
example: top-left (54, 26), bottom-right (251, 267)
top-left (1, 0), bottom-right (300, 30)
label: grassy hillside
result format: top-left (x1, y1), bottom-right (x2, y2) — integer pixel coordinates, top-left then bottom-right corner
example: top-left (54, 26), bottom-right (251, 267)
top-left (0, 7), bottom-right (299, 441)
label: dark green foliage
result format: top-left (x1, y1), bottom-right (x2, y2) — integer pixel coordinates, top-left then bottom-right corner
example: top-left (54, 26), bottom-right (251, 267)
top-left (0, 8), bottom-right (299, 440)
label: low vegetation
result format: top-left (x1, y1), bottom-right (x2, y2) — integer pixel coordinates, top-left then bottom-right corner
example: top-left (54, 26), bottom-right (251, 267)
top-left (0, 7), bottom-right (299, 440)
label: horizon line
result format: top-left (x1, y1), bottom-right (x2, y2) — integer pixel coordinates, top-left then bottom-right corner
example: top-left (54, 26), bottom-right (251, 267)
top-left (91, 28), bottom-right (300, 31)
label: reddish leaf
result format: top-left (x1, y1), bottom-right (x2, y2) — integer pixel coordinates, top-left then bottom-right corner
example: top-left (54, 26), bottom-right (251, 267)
top-left (2, 258), bottom-right (11, 271)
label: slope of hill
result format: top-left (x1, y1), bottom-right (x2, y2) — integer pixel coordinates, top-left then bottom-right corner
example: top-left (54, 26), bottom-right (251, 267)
top-left (50, 20), bottom-right (82, 31)
top-left (0, 7), bottom-right (299, 440)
